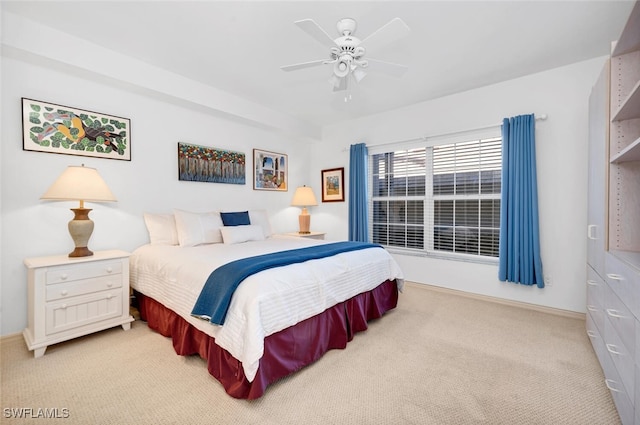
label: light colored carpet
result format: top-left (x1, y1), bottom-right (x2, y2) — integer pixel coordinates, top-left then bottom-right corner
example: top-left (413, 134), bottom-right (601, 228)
top-left (1, 283), bottom-right (620, 425)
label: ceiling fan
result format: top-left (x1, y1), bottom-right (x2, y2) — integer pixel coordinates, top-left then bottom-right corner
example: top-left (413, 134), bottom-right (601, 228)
top-left (280, 17), bottom-right (410, 93)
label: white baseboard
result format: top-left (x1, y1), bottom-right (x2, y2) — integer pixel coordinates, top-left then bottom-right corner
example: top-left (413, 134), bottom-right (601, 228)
top-left (404, 281), bottom-right (585, 320)
top-left (0, 332), bottom-right (24, 344)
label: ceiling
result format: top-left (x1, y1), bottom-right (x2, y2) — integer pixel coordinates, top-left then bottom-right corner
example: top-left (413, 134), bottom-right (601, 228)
top-left (2, 1), bottom-right (636, 128)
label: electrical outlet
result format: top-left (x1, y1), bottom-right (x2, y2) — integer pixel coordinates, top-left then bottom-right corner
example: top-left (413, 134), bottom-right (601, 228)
top-left (544, 274), bottom-right (552, 286)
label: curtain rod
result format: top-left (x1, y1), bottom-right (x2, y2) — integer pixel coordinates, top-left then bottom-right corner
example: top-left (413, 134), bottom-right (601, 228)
top-left (346, 114), bottom-right (548, 151)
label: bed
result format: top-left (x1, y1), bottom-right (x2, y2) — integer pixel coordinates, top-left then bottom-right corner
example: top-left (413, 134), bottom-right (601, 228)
top-left (130, 210), bottom-right (404, 399)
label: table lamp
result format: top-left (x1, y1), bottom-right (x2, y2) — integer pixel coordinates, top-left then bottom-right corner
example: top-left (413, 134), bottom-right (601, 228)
top-left (291, 185), bottom-right (318, 234)
top-left (41, 164), bottom-right (116, 257)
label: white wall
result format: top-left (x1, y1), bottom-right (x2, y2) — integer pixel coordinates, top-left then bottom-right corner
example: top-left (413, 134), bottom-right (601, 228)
top-left (312, 56), bottom-right (608, 314)
top-left (0, 50), bottom-right (315, 336)
top-left (0, 9), bottom-right (607, 335)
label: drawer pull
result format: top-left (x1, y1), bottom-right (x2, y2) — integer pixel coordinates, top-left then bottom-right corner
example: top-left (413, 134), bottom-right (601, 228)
top-left (106, 294), bottom-right (113, 300)
top-left (106, 282), bottom-right (113, 288)
top-left (606, 273), bottom-right (623, 281)
top-left (586, 305), bottom-right (598, 312)
top-left (60, 274), bottom-right (68, 281)
top-left (106, 267), bottom-right (113, 274)
top-left (587, 224), bottom-right (597, 240)
top-left (60, 304), bottom-right (67, 309)
top-left (606, 308), bottom-right (625, 319)
top-left (61, 290), bottom-right (68, 296)
top-left (604, 379), bottom-right (622, 393)
top-left (586, 330), bottom-right (598, 338)
top-left (606, 343), bottom-right (623, 356)
top-left (586, 280), bottom-right (599, 287)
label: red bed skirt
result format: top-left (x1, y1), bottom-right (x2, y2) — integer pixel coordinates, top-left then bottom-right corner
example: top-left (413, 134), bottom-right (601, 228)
top-left (135, 279), bottom-right (398, 399)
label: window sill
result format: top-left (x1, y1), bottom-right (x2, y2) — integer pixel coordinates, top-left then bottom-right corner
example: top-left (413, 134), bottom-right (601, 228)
top-left (384, 247), bottom-right (499, 266)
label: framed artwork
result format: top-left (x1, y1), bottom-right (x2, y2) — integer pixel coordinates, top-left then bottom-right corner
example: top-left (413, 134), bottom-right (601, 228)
top-left (321, 167), bottom-right (345, 202)
top-left (253, 149), bottom-right (288, 191)
top-left (178, 142), bottom-right (245, 184)
top-left (22, 98), bottom-right (131, 161)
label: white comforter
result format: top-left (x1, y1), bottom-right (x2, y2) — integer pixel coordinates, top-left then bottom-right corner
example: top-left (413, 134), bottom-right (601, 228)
top-left (129, 236), bottom-right (404, 382)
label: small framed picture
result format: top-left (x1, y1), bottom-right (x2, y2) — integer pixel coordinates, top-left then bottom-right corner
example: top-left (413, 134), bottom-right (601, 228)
top-left (253, 149), bottom-right (288, 191)
top-left (321, 167), bottom-right (345, 202)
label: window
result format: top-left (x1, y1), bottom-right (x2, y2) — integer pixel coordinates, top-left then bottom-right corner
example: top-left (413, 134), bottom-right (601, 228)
top-left (370, 136), bottom-right (501, 260)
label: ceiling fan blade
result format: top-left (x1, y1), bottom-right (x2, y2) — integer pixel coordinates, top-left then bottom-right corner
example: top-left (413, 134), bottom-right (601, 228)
top-left (295, 19), bottom-right (337, 48)
top-left (365, 58), bottom-right (409, 78)
top-left (280, 59), bottom-right (327, 72)
top-left (360, 17), bottom-right (410, 54)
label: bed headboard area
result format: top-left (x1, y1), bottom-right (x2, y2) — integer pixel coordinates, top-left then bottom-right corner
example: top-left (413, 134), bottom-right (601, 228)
top-left (142, 209), bottom-right (274, 247)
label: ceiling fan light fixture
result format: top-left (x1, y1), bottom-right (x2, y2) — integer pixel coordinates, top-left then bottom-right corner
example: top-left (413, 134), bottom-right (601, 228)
top-left (333, 57), bottom-right (351, 78)
top-left (353, 68), bottom-right (367, 83)
top-left (328, 74), bottom-right (341, 88)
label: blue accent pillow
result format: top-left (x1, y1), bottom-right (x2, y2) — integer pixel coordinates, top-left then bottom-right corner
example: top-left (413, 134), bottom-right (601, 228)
top-left (220, 211), bottom-right (251, 226)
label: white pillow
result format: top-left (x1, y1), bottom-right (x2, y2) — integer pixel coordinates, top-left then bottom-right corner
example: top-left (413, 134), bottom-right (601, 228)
top-left (173, 209), bottom-right (224, 247)
top-left (143, 213), bottom-right (179, 245)
top-left (248, 209), bottom-right (274, 238)
top-left (220, 225), bottom-right (265, 245)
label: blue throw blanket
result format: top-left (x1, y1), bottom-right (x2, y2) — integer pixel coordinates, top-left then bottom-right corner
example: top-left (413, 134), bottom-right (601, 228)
top-left (191, 241), bottom-right (382, 325)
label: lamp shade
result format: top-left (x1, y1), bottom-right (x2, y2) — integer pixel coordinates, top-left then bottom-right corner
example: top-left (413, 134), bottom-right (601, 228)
top-left (291, 186), bottom-right (318, 207)
top-left (41, 165), bottom-right (116, 258)
top-left (41, 165), bottom-right (116, 203)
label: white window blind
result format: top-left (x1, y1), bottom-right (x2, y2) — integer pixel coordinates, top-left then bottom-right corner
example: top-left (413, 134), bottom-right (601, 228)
top-left (371, 149), bottom-right (426, 249)
top-left (369, 137), bottom-right (501, 259)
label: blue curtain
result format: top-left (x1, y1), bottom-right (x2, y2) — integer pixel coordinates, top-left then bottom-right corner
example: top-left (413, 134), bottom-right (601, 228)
top-left (498, 114), bottom-right (544, 287)
top-left (348, 143), bottom-right (369, 242)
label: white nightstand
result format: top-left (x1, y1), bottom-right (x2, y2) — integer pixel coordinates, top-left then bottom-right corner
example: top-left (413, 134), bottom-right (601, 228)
top-left (282, 231), bottom-right (326, 240)
top-left (23, 250), bottom-right (134, 358)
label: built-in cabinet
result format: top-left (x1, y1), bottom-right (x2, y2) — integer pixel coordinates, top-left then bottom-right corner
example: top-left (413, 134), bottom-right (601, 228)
top-left (586, 2), bottom-right (640, 424)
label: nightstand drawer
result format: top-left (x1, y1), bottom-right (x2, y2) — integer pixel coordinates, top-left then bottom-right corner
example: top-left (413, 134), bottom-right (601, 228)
top-left (46, 275), bottom-right (122, 301)
top-left (45, 291), bottom-right (123, 335)
top-left (45, 260), bottom-right (123, 285)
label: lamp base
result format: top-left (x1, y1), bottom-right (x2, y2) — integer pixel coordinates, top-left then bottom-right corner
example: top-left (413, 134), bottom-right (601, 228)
top-left (68, 208), bottom-right (94, 258)
top-left (69, 246), bottom-right (94, 258)
top-left (298, 209), bottom-right (311, 234)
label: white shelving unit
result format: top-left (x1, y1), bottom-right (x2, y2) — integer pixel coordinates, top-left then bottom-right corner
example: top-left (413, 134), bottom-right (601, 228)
top-left (612, 78), bottom-right (640, 122)
top-left (609, 4), bottom-right (640, 262)
top-left (587, 3), bottom-right (640, 424)
top-left (611, 136), bottom-right (640, 163)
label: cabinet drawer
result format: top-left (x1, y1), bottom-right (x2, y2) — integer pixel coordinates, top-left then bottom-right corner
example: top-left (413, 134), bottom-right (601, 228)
top-left (636, 365), bottom-right (640, 425)
top-left (604, 315), bottom-right (635, 401)
top-left (587, 266), bottom-right (606, 334)
top-left (588, 265), bottom-right (606, 303)
top-left (605, 285), bottom-right (636, 355)
top-left (587, 312), bottom-right (607, 366)
top-left (46, 275), bottom-right (122, 301)
top-left (587, 303), bottom-right (606, 338)
top-left (605, 252), bottom-right (640, 320)
top-left (600, 346), bottom-right (634, 425)
top-left (45, 291), bottom-right (123, 335)
top-left (45, 260), bottom-right (123, 285)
